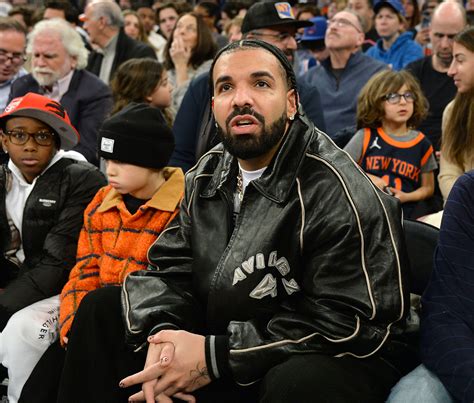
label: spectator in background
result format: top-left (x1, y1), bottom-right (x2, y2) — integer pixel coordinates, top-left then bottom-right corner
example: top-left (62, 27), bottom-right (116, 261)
top-left (10, 18), bottom-right (113, 166)
top-left (296, 16), bottom-right (329, 76)
top-left (303, 9), bottom-right (386, 138)
top-left (219, 1), bottom-right (242, 31)
top-left (344, 70), bottom-right (436, 219)
top-left (296, 4), bottom-right (319, 34)
top-left (438, 26), bottom-right (474, 201)
top-left (366, 0), bottom-right (423, 70)
top-left (156, 2), bottom-right (179, 40)
top-left (136, 0), bottom-right (167, 62)
top-left (0, 17), bottom-right (26, 113)
top-left (81, 0), bottom-right (156, 84)
top-left (164, 12), bottom-right (216, 113)
top-left (123, 9), bottom-right (150, 45)
top-left (43, 0), bottom-right (78, 24)
top-left (118, 0), bottom-right (132, 10)
top-left (174, 2), bottom-right (193, 15)
top-left (402, 0), bottom-right (420, 31)
top-left (7, 5), bottom-right (34, 32)
top-left (405, 1), bottom-right (466, 152)
top-left (414, 0), bottom-right (443, 50)
top-left (347, 0), bottom-right (379, 51)
top-left (110, 58), bottom-right (173, 124)
top-left (43, 0), bottom-right (90, 49)
top-left (194, 1), bottom-right (228, 49)
top-left (223, 16), bottom-right (243, 42)
top-left (43, 0), bottom-right (77, 23)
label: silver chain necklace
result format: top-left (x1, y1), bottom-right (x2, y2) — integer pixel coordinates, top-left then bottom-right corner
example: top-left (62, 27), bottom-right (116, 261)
top-left (236, 170), bottom-right (244, 203)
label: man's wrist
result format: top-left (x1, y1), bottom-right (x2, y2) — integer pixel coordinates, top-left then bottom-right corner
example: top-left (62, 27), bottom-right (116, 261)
top-left (205, 335), bottom-right (231, 380)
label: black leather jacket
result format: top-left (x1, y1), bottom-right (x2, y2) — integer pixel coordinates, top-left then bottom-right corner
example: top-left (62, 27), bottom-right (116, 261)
top-left (122, 116), bottom-right (412, 385)
top-left (0, 158), bottom-right (106, 317)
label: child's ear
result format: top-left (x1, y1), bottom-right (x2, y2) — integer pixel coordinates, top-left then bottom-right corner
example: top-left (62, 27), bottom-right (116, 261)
top-left (1, 134), bottom-right (9, 154)
top-left (145, 95), bottom-right (153, 103)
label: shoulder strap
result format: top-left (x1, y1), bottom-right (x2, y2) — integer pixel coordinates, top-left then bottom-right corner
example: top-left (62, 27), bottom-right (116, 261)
top-left (358, 128), bottom-right (373, 165)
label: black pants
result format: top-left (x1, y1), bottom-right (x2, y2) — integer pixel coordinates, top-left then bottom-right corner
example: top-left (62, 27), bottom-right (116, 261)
top-left (24, 286), bottom-right (409, 403)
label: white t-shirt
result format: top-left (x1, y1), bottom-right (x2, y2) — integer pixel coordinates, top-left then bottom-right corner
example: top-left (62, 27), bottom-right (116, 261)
top-left (233, 163), bottom-right (267, 217)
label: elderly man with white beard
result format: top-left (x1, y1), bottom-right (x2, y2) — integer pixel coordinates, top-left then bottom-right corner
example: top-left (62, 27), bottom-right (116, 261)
top-left (8, 18), bottom-right (112, 166)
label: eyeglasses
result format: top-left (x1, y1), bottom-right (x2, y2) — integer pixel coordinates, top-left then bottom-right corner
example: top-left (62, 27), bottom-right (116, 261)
top-left (4, 129), bottom-right (56, 146)
top-left (0, 49), bottom-right (26, 66)
top-left (249, 31), bottom-right (295, 43)
top-left (327, 18), bottom-right (362, 33)
top-left (384, 92), bottom-right (416, 104)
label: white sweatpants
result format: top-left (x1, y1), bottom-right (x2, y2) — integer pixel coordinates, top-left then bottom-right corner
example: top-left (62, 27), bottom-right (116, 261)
top-left (0, 295), bottom-right (60, 403)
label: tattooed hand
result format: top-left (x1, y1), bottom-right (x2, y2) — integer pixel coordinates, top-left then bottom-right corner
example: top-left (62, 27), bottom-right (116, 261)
top-left (120, 330), bottom-right (211, 402)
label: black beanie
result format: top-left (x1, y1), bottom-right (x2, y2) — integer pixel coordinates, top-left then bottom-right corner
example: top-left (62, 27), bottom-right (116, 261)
top-left (98, 103), bottom-right (174, 169)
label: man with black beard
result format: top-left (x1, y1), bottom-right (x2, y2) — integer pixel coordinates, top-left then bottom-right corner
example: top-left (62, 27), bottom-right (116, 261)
top-left (169, 1), bottom-right (326, 172)
top-left (55, 40), bottom-right (417, 403)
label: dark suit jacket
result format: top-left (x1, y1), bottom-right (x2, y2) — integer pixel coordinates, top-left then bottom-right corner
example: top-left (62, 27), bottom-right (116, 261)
top-left (9, 69), bottom-right (113, 166)
top-left (86, 28), bottom-right (157, 82)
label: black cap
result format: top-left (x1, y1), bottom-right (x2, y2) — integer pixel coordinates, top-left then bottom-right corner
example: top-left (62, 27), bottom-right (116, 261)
top-left (242, 1), bottom-right (312, 34)
top-left (98, 103), bottom-right (174, 169)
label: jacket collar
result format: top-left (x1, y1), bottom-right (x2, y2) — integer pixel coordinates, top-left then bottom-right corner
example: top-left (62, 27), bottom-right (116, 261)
top-left (201, 117), bottom-right (313, 204)
top-left (98, 167), bottom-right (184, 213)
top-left (60, 70), bottom-right (81, 106)
top-left (322, 50), bottom-right (363, 72)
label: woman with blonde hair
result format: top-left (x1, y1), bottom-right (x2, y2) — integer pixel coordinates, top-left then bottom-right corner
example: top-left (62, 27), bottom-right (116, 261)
top-left (122, 9), bottom-right (150, 45)
top-left (439, 26), bottom-right (474, 200)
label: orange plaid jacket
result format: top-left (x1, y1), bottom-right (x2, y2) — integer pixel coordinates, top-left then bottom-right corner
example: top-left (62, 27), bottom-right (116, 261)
top-left (59, 167), bottom-right (184, 343)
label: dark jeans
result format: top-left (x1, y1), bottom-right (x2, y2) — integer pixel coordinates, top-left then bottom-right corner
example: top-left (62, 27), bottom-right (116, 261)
top-left (23, 286), bottom-right (410, 403)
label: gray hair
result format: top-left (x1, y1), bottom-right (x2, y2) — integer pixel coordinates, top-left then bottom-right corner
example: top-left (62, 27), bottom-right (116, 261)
top-left (342, 8), bottom-right (367, 33)
top-left (26, 18), bottom-right (89, 70)
top-left (89, 1), bottom-right (123, 28)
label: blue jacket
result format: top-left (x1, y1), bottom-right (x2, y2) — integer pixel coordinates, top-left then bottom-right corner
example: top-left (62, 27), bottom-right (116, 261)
top-left (366, 31), bottom-right (423, 71)
top-left (421, 170), bottom-right (474, 403)
top-left (302, 52), bottom-right (387, 137)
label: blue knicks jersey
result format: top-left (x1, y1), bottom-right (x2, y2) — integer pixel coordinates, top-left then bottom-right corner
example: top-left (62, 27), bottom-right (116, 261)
top-left (359, 127), bottom-right (434, 193)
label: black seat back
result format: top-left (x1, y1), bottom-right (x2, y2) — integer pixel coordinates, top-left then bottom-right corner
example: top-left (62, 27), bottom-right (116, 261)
top-left (403, 219), bottom-right (440, 295)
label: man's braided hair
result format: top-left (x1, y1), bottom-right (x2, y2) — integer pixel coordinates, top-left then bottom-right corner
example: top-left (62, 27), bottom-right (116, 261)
top-left (208, 39), bottom-right (299, 109)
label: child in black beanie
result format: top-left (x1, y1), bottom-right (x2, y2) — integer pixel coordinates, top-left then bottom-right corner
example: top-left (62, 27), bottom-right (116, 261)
top-left (0, 102), bottom-right (184, 403)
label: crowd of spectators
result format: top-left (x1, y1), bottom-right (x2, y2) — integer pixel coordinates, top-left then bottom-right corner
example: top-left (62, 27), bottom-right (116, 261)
top-left (0, 0), bottom-right (473, 401)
